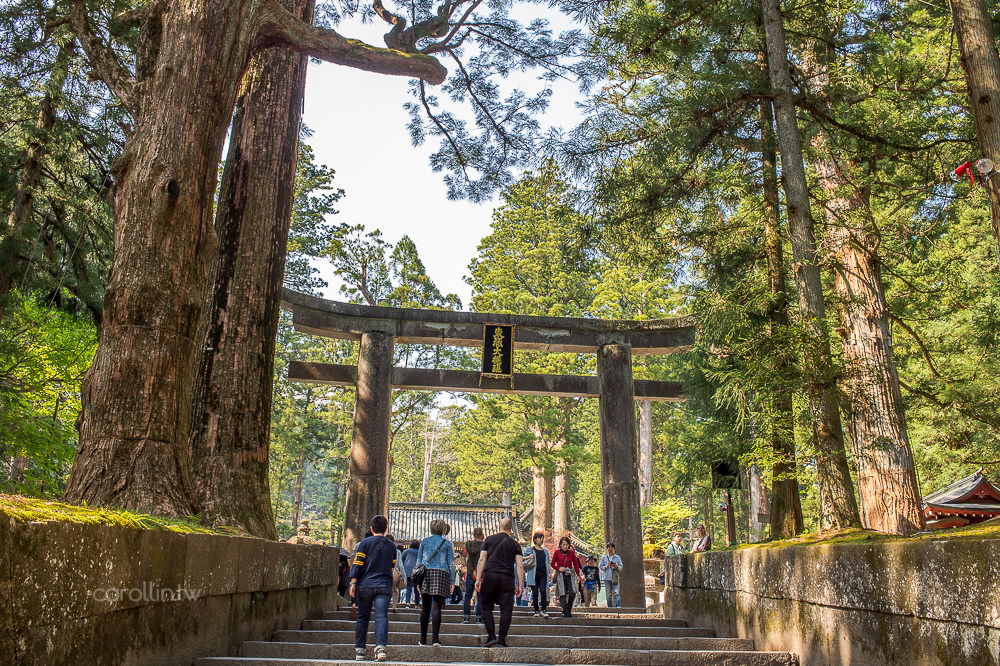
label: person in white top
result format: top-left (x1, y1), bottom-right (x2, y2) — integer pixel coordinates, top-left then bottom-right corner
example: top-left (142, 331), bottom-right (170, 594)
top-left (598, 543), bottom-right (623, 608)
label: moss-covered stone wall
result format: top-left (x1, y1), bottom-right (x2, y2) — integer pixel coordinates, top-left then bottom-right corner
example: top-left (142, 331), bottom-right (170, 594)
top-left (1, 517), bottom-right (338, 665)
top-left (662, 536), bottom-right (1000, 665)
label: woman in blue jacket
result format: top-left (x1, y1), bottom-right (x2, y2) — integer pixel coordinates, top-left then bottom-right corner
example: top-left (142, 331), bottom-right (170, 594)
top-left (522, 531), bottom-right (551, 617)
top-left (416, 520), bottom-right (455, 646)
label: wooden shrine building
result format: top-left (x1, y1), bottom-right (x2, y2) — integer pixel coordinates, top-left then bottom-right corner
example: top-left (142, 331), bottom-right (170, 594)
top-left (280, 288), bottom-right (695, 608)
top-left (922, 468), bottom-right (1000, 530)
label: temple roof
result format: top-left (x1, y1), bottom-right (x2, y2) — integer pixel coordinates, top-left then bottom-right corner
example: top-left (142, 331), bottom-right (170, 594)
top-left (387, 502), bottom-right (520, 545)
top-left (923, 468), bottom-right (1000, 507)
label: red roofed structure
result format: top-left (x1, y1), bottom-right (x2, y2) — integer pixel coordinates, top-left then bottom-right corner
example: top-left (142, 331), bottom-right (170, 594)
top-left (922, 469), bottom-right (1000, 530)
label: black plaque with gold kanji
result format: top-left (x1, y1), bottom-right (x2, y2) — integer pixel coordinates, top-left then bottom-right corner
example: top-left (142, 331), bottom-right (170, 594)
top-left (481, 324), bottom-right (514, 379)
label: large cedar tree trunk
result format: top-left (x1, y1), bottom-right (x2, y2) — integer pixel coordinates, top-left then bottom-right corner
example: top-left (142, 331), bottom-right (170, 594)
top-left (532, 467), bottom-right (553, 534)
top-left (760, 98), bottom-right (804, 538)
top-left (62, 0), bottom-right (445, 517)
top-left (802, 36), bottom-right (924, 535)
top-left (553, 466), bottom-right (570, 533)
top-left (950, 0), bottom-right (1000, 251)
top-left (761, 0), bottom-right (861, 529)
top-left (187, 0), bottom-right (313, 539)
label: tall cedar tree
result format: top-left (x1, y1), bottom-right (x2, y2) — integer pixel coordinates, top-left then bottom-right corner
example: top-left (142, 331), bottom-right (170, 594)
top-left (61, 0), bottom-right (578, 516)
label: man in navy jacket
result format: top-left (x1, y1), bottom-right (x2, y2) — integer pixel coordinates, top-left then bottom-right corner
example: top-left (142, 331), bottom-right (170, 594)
top-left (348, 515), bottom-right (397, 662)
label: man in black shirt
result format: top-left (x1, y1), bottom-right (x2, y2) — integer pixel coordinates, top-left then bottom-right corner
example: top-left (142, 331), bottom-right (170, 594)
top-left (474, 518), bottom-right (524, 648)
top-left (348, 515), bottom-right (397, 662)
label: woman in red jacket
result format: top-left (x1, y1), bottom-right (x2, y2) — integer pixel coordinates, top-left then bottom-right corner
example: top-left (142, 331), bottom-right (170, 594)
top-left (550, 536), bottom-right (583, 617)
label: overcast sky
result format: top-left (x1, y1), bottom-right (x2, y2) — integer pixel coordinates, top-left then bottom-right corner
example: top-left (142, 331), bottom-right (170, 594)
top-left (299, 12), bottom-right (585, 308)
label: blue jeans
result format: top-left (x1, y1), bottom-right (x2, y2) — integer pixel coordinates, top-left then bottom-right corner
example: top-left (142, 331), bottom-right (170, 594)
top-left (405, 577), bottom-right (421, 605)
top-left (355, 586), bottom-right (391, 648)
top-left (604, 581), bottom-right (620, 607)
top-left (462, 573), bottom-right (481, 619)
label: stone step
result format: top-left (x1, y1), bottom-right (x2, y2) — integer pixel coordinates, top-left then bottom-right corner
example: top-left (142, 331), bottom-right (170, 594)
top-left (302, 619), bottom-right (715, 638)
top-left (195, 643), bottom-right (798, 665)
top-left (323, 610), bottom-right (684, 627)
top-left (267, 630), bottom-right (750, 652)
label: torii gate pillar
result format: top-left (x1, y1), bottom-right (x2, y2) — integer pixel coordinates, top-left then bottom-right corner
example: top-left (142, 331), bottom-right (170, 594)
top-left (598, 343), bottom-right (644, 608)
top-left (343, 330), bottom-right (393, 551)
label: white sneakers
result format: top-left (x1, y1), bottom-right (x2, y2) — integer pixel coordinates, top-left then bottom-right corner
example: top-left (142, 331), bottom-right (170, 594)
top-left (357, 646), bottom-right (388, 662)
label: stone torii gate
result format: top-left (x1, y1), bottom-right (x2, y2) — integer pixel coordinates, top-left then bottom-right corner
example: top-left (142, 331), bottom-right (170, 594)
top-left (281, 288), bottom-right (694, 608)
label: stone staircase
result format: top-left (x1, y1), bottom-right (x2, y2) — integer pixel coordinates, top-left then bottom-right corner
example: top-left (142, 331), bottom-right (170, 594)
top-left (194, 603), bottom-right (798, 665)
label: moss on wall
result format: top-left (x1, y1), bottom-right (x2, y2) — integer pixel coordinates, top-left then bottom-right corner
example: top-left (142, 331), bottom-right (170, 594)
top-left (0, 494), bottom-right (233, 534)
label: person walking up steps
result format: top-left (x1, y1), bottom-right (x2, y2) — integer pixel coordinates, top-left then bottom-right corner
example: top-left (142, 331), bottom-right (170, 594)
top-left (416, 520), bottom-right (455, 647)
top-left (475, 518), bottom-right (524, 648)
top-left (550, 536), bottom-right (582, 617)
top-left (599, 542), bottom-right (623, 608)
top-left (347, 515), bottom-right (396, 662)
top-left (462, 527), bottom-right (484, 624)
top-left (523, 531), bottom-right (550, 617)
top-left (401, 540), bottom-right (420, 607)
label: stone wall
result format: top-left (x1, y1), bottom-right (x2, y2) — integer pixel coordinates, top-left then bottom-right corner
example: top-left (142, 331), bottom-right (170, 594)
top-left (662, 537), bottom-right (1000, 666)
top-left (1, 517), bottom-right (340, 666)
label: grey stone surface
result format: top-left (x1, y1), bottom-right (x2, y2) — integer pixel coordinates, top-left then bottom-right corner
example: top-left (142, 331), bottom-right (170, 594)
top-left (663, 539), bottom-right (1000, 665)
top-left (8, 521), bottom-right (338, 666)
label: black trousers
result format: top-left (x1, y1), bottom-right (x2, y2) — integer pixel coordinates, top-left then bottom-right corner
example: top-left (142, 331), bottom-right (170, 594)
top-left (419, 593), bottom-right (445, 643)
top-left (479, 573), bottom-right (515, 641)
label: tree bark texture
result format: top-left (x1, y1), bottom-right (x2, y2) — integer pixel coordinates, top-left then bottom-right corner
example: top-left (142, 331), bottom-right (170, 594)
top-left (343, 330), bottom-right (393, 551)
top-left (598, 343), bottom-right (644, 608)
top-left (420, 414), bottom-right (437, 503)
top-left (553, 466), bottom-right (570, 534)
top-left (761, 0), bottom-right (861, 530)
top-left (532, 466), bottom-right (553, 534)
top-left (800, 34), bottom-right (925, 535)
top-left (63, 0), bottom-right (446, 518)
top-left (831, 219), bottom-right (925, 534)
top-left (760, 98), bottom-right (804, 538)
top-left (638, 398), bottom-right (653, 509)
top-left (187, 0), bottom-right (313, 540)
top-left (950, 0), bottom-right (1000, 251)
top-left (1, 42), bottom-right (73, 320)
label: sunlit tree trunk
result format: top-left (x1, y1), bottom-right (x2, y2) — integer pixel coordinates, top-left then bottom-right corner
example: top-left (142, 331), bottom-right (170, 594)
top-left (638, 399), bottom-right (653, 508)
top-left (761, 0), bottom-right (861, 529)
top-left (800, 33), bottom-right (924, 536)
top-left (553, 465), bottom-right (570, 533)
top-left (291, 448), bottom-right (307, 529)
top-left (532, 466), bottom-right (553, 534)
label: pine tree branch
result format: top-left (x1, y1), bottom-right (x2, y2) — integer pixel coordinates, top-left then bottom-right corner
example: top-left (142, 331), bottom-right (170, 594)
top-left (257, 0), bottom-right (447, 84)
top-left (68, 0), bottom-right (137, 115)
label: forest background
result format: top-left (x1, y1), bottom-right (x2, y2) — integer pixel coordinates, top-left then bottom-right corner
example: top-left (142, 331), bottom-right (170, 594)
top-left (2, 0), bottom-right (998, 545)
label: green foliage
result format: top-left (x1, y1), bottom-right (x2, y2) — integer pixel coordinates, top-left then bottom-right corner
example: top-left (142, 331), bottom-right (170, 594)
top-left (642, 498), bottom-right (696, 549)
top-left (0, 293), bottom-right (96, 497)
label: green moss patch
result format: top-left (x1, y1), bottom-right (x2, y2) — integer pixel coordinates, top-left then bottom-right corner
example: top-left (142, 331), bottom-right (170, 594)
top-left (728, 519), bottom-right (1000, 552)
top-left (0, 494), bottom-right (238, 535)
